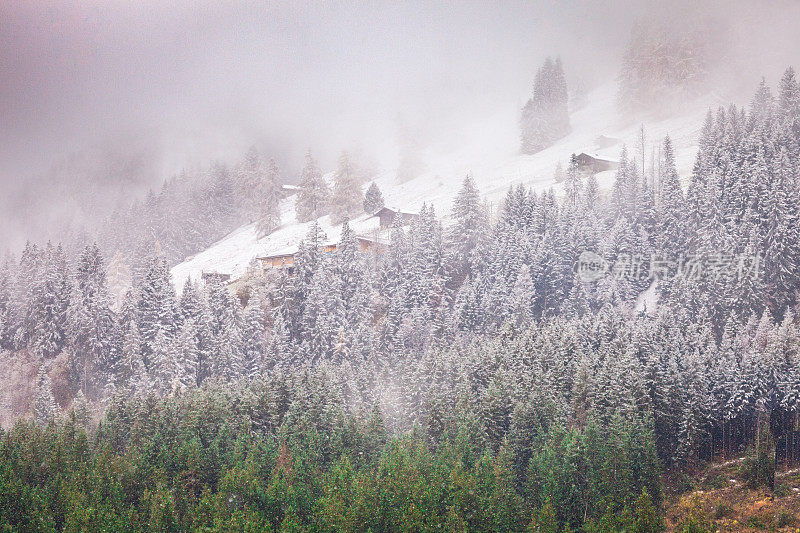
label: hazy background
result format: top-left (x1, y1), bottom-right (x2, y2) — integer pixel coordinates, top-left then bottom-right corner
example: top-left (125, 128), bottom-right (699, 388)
top-left (2, 0), bottom-right (800, 250)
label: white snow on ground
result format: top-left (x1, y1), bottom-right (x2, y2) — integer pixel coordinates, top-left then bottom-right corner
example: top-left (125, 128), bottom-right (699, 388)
top-left (170, 194), bottom-right (383, 287)
top-left (634, 280), bottom-right (660, 315)
top-left (171, 82), bottom-right (722, 287)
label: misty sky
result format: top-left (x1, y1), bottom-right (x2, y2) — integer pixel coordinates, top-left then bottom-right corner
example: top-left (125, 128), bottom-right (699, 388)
top-left (0, 0), bottom-right (657, 181)
top-left (1, 0), bottom-right (800, 249)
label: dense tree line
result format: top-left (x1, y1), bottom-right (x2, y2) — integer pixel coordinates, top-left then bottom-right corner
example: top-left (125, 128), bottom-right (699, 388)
top-left (617, 21), bottom-right (708, 116)
top-left (0, 378), bottom-right (661, 532)
top-left (89, 146), bottom-right (371, 273)
top-left (296, 150), bottom-right (374, 224)
top-left (1, 68), bottom-right (799, 530)
top-left (93, 147), bottom-right (285, 271)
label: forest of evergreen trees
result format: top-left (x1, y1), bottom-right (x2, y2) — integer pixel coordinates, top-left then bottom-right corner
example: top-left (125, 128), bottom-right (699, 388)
top-left (1, 67), bottom-right (800, 531)
top-left (65, 147), bottom-right (372, 281)
top-left (617, 20), bottom-right (709, 116)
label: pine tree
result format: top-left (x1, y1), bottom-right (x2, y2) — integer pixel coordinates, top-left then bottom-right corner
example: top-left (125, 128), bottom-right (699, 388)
top-left (553, 161), bottom-right (565, 183)
top-left (529, 498), bottom-right (558, 533)
top-left (32, 243), bottom-right (70, 358)
top-left (656, 135), bottom-right (687, 257)
top-left (406, 204), bottom-right (444, 313)
top-left (330, 151), bottom-right (364, 224)
top-left (33, 366), bottom-right (58, 427)
top-left (267, 308), bottom-right (292, 367)
top-left (301, 267), bottom-right (339, 362)
top-left (241, 294), bottom-right (267, 381)
top-left (179, 278), bottom-right (204, 323)
top-left (778, 66), bottom-right (800, 148)
top-left (334, 221), bottom-right (368, 324)
top-left (150, 328), bottom-right (176, 393)
top-left (205, 277), bottom-right (243, 380)
top-left (778, 67), bottom-right (800, 117)
top-left (750, 78), bottom-right (775, 126)
top-left (173, 319), bottom-right (200, 387)
top-left (70, 389), bottom-right (91, 430)
top-left (762, 148), bottom-right (800, 310)
top-left (563, 155), bottom-right (582, 208)
top-left (447, 175), bottom-right (488, 278)
top-left (617, 22), bottom-right (706, 115)
top-left (295, 151), bottom-right (330, 222)
top-left (0, 255), bottom-right (13, 350)
top-left (453, 278), bottom-right (481, 332)
top-left (256, 157), bottom-right (284, 236)
top-left (121, 319), bottom-right (143, 386)
top-left (508, 264), bottom-right (534, 326)
top-left (363, 182), bottom-right (385, 214)
top-left (136, 251), bottom-right (178, 356)
top-left (236, 146), bottom-right (265, 222)
top-left (13, 242), bottom-right (42, 349)
top-left (67, 243), bottom-right (114, 395)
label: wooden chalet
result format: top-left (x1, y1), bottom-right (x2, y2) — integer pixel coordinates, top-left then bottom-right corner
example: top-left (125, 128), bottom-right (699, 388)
top-left (356, 234), bottom-right (388, 254)
top-left (258, 253), bottom-right (295, 270)
top-left (371, 207), bottom-right (419, 229)
top-left (257, 234), bottom-right (387, 273)
top-left (574, 153), bottom-right (619, 174)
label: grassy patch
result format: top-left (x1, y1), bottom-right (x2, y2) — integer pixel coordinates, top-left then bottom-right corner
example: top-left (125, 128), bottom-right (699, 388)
top-left (775, 510), bottom-right (795, 528)
top-left (714, 503), bottom-right (734, 519)
top-left (744, 515), bottom-right (767, 530)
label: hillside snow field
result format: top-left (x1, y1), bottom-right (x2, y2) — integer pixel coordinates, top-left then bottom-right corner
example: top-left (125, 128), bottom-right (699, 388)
top-left (171, 82), bottom-right (721, 287)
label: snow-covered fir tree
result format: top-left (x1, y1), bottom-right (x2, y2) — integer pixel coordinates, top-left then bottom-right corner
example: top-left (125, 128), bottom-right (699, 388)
top-left (33, 366), bottom-right (58, 427)
top-left (295, 151), bottom-right (330, 222)
top-left (3, 67), bottom-right (800, 481)
top-left (67, 244), bottom-right (114, 396)
top-left (136, 251), bottom-right (178, 358)
top-left (363, 181), bottom-right (384, 214)
top-left (241, 293), bottom-right (267, 381)
top-left (257, 157), bottom-right (284, 236)
top-left (447, 175), bottom-right (489, 279)
top-left (330, 151), bottom-right (364, 224)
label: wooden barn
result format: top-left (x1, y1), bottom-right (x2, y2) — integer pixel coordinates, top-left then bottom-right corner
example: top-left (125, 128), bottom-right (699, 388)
top-left (257, 253), bottom-right (295, 271)
top-left (257, 234), bottom-right (387, 273)
top-left (371, 207), bottom-right (419, 229)
top-left (356, 234), bottom-right (388, 254)
top-left (574, 153), bottom-right (619, 174)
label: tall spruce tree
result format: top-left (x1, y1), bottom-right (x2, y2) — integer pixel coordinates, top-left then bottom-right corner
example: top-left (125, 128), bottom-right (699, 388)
top-left (68, 244), bottom-right (114, 395)
top-left (295, 151), bottom-right (330, 222)
top-left (656, 135), bottom-right (687, 257)
top-left (363, 182), bottom-right (385, 214)
top-left (33, 366), bottom-right (58, 427)
top-left (136, 252), bottom-right (178, 359)
top-left (447, 175), bottom-right (488, 278)
top-left (330, 151), bottom-right (364, 224)
top-left (257, 157), bottom-right (284, 236)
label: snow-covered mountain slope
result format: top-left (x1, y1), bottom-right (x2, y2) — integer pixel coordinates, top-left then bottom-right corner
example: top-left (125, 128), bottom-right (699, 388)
top-left (171, 82), bottom-right (721, 287)
top-left (170, 201), bottom-right (383, 287)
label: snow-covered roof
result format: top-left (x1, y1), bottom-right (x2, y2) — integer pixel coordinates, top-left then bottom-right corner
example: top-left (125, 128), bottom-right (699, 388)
top-left (369, 206), bottom-right (419, 220)
top-left (576, 152), bottom-right (618, 163)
